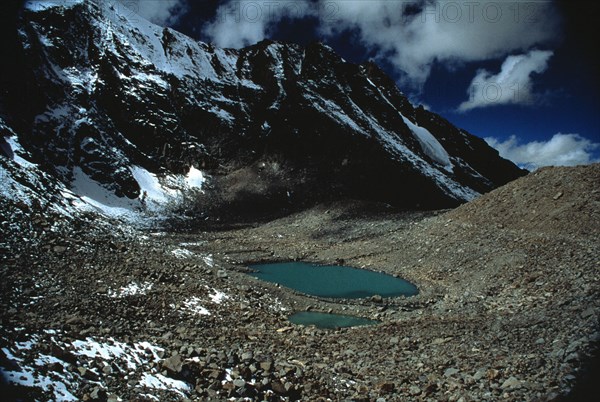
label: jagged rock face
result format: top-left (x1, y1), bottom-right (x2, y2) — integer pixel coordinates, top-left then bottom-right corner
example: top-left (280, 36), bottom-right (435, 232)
top-left (1, 0), bottom-right (525, 213)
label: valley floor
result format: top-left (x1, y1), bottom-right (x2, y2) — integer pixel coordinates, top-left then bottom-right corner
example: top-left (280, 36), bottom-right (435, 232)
top-left (1, 165), bottom-right (599, 401)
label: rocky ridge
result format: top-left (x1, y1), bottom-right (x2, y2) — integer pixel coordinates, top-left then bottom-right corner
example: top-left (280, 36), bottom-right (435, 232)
top-left (0, 0), bottom-right (525, 217)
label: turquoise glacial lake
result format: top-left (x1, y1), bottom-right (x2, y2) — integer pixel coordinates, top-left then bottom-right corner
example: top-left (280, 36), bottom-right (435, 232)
top-left (248, 262), bottom-right (418, 298)
top-left (288, 311), bottom-right (379, 329)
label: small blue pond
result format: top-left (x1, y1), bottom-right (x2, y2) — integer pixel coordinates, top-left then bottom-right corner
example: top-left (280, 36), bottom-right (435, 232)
top-left (289, 311), bottom-right (379, 329)
top-left (248, 261), bottom-right (418, 298)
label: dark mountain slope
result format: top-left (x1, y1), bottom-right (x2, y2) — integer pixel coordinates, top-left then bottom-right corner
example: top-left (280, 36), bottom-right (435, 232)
top-left (0, 0), bottom-right (525, 218)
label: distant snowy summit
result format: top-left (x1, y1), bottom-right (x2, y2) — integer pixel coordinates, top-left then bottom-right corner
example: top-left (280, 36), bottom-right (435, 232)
top-left (0, 0), bottom-right (525, 219)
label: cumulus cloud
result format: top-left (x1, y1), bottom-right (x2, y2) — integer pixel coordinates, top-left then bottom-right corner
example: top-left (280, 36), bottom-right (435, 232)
top-left (120, 0), bottom-right (187, 26)
top-left (485, 134), bottom-right (600, 170)
top-left (203, 0), bottom-right (315, 48)
top-left (457, 50), bottom-right (553, 111)
top-left (202, 0), bottom-right (559, 85)
top-left (321, 0), bottom-right (559, 86)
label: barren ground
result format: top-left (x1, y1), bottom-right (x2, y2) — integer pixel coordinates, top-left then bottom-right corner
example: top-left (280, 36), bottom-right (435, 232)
top-left (1, 164), bottom-right (599, 401)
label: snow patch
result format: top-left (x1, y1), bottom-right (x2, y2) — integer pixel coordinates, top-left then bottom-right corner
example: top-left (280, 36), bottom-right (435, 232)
top-left (0, 164), bottom-right (30, 203)
top-left (131, 165), bottom-right (178, 204)
top-left (202, 254), bottom-right (214, 267)
top-left (209, 106), bottom-right (235, 122)
top-left (400, 115), bottom-right (453, 172)
top-left (71, 167), bottom-right (141, 219)
top-left (98, 3), bottom-right (238, 82)
top-left (1, 334), bottom-right (77, 402)
top-left (174, 297), bottom-right (211, 316)
top-left (3, 136), bottom-right (36, 168)
top-left (355, 109), bottom-right (478, 202)
top-left (108, 282), bottom-right (153, 298)
top-left (138, 373), bottom-right (191, 397)
top-left (132, 71), bottom-right (169, 89)
top-left (0, 365), bottom-right (77, 402)
top-left (71, 338), bottom-right (164, 371)
top-left (185, 166), bottom-right (206, 190)
top-left (0, 153), bottom-right (76, 217)
top-left (178, 240), bottom-right (207, 247)
top-left (25, 0), bottom-right (83, 12)
top-left (70, 165), bottom-right (208, 223)
top-left (1, 327), bottom-right (168, 400)
top-left (240, 79), bottom-right (262, 89)
top-left (171, 248), bottom-right (195, 259)
top-left (209, 289), bottom-right (230, 304)
top-left (305, 93), bottom-right (363, 133)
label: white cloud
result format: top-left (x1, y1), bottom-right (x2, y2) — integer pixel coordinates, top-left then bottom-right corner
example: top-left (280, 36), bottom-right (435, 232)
top-left (202, 0), bottom-right (560, 86)
top-left (120, 0), bottom-right (187, 26)
top-left (458, 50), bottom-right (553, 111)
top-left (485, 134), bottom-right (600, 170)
top-left (203, 0), bottom-right (315, 48)
top-left (318, 0), bottom-right (559, 87)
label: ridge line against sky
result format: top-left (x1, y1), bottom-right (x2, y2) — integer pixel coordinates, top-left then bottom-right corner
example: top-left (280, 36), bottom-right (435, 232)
top-left (118, 0), bottom-right (600, 170)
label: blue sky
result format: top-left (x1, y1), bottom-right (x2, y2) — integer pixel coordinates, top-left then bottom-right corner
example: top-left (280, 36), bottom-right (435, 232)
top-left (127, 0), bottom-right (599, 169)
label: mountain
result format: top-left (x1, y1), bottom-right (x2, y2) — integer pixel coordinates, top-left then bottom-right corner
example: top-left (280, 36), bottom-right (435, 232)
top-left (1, 4), bottom-right (598, 401)
top-left (0, 0), bottom-right (525, 221)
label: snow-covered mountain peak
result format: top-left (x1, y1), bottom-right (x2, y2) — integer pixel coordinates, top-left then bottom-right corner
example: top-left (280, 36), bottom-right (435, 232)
top-left (1, 0), bottom-right (526, 221)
